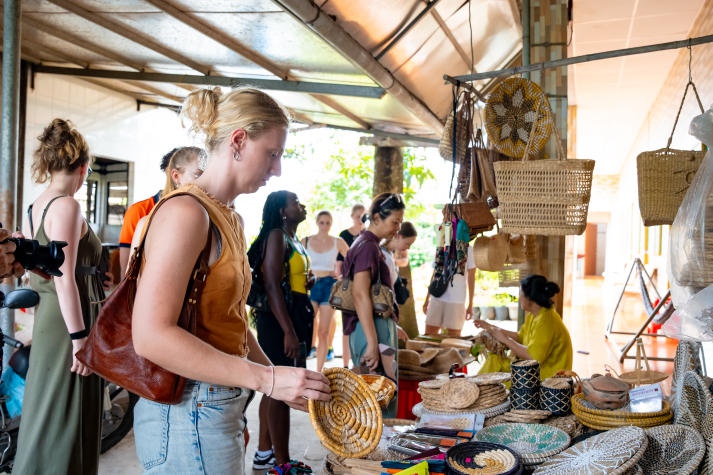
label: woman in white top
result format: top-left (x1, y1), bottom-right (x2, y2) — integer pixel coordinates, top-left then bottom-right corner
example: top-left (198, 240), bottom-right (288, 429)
top-left (423, 243), bottom-right (476, 337)
top-left (302, 211), bottom-right (349, 372)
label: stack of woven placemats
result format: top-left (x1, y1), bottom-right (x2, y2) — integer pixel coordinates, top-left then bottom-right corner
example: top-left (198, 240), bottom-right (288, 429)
top-left (533, 425), bottom-right (648, 475)
top-left (571, 393), bottom-right (673, 430)
top-left (494, 409), bottom-right (552, 424)
top-left (417, 377), bottom-right (510, 415)
top-left (474, 423), bottom-right (571, 470)
top-left (445, 441), bottom-right (523, 475)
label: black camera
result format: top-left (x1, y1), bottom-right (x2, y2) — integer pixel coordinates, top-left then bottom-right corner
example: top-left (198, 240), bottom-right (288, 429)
top-left (1, 238), bottom-right (67, 277)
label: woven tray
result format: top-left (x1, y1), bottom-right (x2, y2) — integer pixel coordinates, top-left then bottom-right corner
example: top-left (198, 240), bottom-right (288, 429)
top-left (413, 399), bottom-right (511, 418)
top-left (571, 394), bottom-right (672, 430)
top-left (446, 441), bottom-right (522, 475)
top-left (638, 424), bottom-right (705, 475)
top-left (474, 423), bottom-right (570, 466)
top-left (533, 425), bottom-right (648, 475)
top-left (308, 367), bottom-right (382, 458)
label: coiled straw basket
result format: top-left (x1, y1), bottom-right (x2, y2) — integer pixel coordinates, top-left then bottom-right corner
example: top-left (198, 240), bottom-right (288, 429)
top-left (308, 367), bottom-right (382, 458)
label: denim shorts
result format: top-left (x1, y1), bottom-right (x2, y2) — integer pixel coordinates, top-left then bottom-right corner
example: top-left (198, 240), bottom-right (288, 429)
top-left (133, 380), bottom-right (253, 474)
top-left (310, 276), bottom-right (337, 305)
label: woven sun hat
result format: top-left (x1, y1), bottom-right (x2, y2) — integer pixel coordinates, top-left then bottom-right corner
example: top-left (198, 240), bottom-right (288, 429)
top-left (533, 425), bottom-right (648, 475)
top-left (308, 367), bottom-right (382, 458)
top-left (419, 347), bottom-right (441, 365)
top-left (446, 441), bottom-right (522, 475)
top-left (638, 424), bottom-right (705, 475)
top-left (484, 77), bottom-right (553, 159)
top-left (406, 339), bottom-right (438, 351)
top-left (474, 423), bottom-right (570, 467)
top-left (427, 347), bottom-right (467, 375)
top-left (399, 349), bottom-right (421, 366)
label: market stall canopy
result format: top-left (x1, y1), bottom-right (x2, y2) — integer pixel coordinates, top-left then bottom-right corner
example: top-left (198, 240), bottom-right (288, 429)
top-left (15, 0), bottom-right (522, 147)
top-left (5, 0), bottom-right (710, 177)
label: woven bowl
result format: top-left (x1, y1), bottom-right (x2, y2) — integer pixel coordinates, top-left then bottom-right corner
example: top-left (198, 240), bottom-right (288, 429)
top-left (359, 374), bottom-right (396, 409)
top-left (446, 441), bottom-right (522, 475)
top-left (638, 424), bottom-right (705, 475)
top-left (571, 393), bottom-right (672, 430)
top-left (308, 367), bottom-right (382, 458)
top-left (474, 423), bottom-right (570, 466)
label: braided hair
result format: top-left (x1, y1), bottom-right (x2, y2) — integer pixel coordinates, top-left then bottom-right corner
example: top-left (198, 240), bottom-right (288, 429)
top-left (247, 190), bottom-right (290, 270)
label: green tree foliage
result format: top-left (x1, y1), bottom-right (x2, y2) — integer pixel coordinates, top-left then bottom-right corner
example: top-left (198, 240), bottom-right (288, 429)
top-left (284, 128), bottom-right (442, 269)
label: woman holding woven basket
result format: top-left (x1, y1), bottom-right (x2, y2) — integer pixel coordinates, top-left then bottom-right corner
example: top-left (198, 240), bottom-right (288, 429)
top-left (130, 87), bottom-right (330, 474)
top-left (474, 274), bottom-right (572, 380)
top-left (342, 192), bottom-right (405, 417)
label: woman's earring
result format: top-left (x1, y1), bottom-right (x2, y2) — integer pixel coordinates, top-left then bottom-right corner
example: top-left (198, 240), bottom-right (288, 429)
top-left (233, 150), bottom-right (241, 161)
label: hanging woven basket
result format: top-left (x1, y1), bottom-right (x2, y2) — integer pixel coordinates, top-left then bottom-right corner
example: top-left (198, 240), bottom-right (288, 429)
top-left (493, 115), bottom-right (594, 236)
top-left (637, 80), bottom-right (706, 226)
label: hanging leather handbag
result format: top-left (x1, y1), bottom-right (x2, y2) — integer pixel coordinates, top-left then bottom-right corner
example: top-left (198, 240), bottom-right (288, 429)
top-left (443, 201), bottom-right (495, 237)
top-left (328, 241), bottom-right (394, 318)
top-left (76, 193), bottom-right (211, 404)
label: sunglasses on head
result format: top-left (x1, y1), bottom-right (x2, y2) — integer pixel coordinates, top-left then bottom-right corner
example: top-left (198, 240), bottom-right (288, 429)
top-left (378, 193), bottom-right (404, 212)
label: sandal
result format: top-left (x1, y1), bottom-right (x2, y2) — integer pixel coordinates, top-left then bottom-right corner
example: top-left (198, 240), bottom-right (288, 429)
top-left (266, 460), bottom-right (313, 475)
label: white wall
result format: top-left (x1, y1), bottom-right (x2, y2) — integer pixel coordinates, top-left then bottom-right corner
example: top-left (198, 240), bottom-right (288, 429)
top-left (23, 75), bottom-right (192, 213)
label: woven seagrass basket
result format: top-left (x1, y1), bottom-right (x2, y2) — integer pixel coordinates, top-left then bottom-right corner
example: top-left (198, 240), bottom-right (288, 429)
top-left (359, 374), bottom-right (396, 409)
top-left (637, 148), bottom-right (704, 226)
top-left (540, 377), bottom-right (573, 416)
top-left (637, 80), bottom-right (706, 226)
top-left (639, 424), bottom-right (705, 475)
top-left (494, 118), bottom-right (594, 236)
top-left (571, 393), bottom-right (673, 430)
top-left (308, 367), bottom-right (382, 458)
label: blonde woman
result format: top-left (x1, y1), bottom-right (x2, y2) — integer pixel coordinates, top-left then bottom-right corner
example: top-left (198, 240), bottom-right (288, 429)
top-left (302, 210), bottom-right (349, 372)
top-left (130, 88), bottom-right (330, 473)
top-left (118, 146), bottom-right (205, 275)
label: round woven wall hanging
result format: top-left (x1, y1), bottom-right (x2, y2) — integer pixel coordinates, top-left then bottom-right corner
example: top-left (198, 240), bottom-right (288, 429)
top-left (308, 367), bottom-right (383, 458)
top-left (485, 77), bottom-right (553, 159)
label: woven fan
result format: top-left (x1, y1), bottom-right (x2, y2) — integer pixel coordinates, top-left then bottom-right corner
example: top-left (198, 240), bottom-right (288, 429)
top-left (308, 367), bottom-right (383, 458)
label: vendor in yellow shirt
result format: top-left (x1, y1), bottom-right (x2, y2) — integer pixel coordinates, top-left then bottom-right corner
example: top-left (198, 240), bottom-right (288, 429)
top-left (474, 274), bottom-right (572, 380)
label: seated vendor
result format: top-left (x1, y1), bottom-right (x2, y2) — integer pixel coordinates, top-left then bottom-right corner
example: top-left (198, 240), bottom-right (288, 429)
top-left (473, 274), bottom-right (573, 380)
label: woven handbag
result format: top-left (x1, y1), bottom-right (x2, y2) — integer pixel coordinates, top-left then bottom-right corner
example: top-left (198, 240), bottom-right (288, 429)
top-left (76, 192), bottom-right (211, 404)
top-left (494, 112), bottom-right (595, 236)
top-left (439, 87), bottom-right (474, 163)
top-left (637, 80), bottom-right (706, 226)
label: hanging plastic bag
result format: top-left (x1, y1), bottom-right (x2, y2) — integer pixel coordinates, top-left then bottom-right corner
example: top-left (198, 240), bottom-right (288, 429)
top-left (662, 284), bottom-right (713, 341)
top-left (669, 105), bottom-right (713, 307)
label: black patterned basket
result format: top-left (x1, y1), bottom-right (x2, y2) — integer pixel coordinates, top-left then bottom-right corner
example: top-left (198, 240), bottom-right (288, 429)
top-left (446, 441), bottom-right (523, 475)
top-left (540, 377), bottom-right (572, 416)
top-left (510, 386), bottom-right (540, 411)
top-left (511, 360), bottom-right (540, 390)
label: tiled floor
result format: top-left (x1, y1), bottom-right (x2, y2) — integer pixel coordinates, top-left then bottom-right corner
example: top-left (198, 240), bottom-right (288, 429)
top-left (12, 275), bottom-right (683, 473)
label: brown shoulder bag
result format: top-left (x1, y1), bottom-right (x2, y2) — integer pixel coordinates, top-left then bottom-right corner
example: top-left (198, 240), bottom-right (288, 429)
top-left (76, 193), bottom-right (211, 404)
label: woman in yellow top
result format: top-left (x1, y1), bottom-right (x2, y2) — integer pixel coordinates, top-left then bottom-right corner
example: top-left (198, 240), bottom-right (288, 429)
top-left (247, 190), bottom-right (314, 470)
top-left (474, 274), bottom-right (572, 380)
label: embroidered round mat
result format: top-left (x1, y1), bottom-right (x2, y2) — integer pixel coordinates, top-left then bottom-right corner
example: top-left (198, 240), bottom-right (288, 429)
top-left (474, 423), bottom-right (570, 466)
top-left (533, 425), bottom-right (647, 475)
top-left (485, 77), bottom-right (553, 159)
top-left (308, 367), bottom-right (382, 458)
